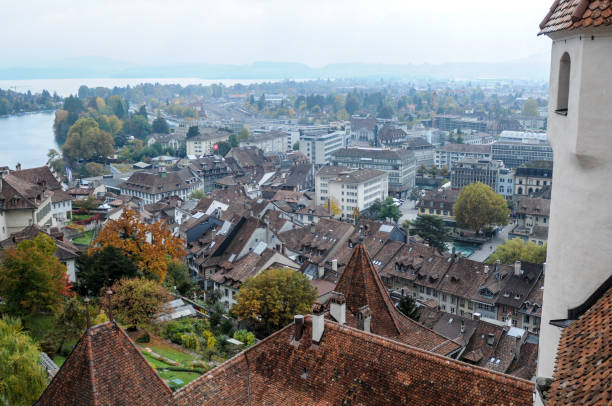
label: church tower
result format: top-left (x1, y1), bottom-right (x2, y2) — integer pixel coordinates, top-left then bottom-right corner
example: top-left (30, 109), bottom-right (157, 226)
top-left (538, 0), bottom-right (612, 379)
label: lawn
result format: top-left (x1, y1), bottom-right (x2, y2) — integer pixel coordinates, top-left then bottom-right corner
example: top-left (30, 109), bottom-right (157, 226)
top-left (112, 163), bottom-right (134, 173)
top-left (72, 230), bottom-right (94, 245)
top-left (72, 213), bottom-right (92, 221)
top-left (53, 355), bottom-right (66, 367)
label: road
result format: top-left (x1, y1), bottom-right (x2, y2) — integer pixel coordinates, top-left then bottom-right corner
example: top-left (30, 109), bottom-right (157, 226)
top-left (468, 222), bottom-right (514, 262)
top-left (398, 199), bottom-right (419, 225)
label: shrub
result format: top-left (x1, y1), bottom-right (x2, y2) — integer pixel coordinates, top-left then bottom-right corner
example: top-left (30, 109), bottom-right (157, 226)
top-left (180, 333), bottom-right (200, 351)
top-left (233, 330), bottom-right (256, 347)
top-left (136, 332), bottom-right (150, 343)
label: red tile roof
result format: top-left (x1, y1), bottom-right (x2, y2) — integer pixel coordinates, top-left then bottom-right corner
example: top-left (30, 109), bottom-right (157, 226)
top-left (540, 0), bottom-right (612, 34)
top-left (35, 322), bottom-right (172, 406)
top-left (333, 243), bottom-right (461, 355)
top-left (175, 317), bottom-right (534, 406)
top-left (547, 286), bottom-right (612, 405)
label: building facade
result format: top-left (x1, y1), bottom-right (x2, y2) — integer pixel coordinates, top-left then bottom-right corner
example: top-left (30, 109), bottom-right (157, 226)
top-left (403, 137), bottom-right (435, 167)
top-left (491, 141), bottom-right (553, 169)
top-left (119, 169), bottom-right (202, 204)
top-left (299, 130), bottom-right (345, 166)
top-left (330, 147), bottom-right (416, 198)
top-left (450, 158), bottom-right (504, 191)
top-left (315, 166), bottom-right (388, 218)
top-left (435, 144), bottom-right (492, 168)
top-left (513, 160), bottom-right (553, 197)
top-left (186, 130), bottom-right (230, 156)
top-left (239, 131), bottom-right (289, 153)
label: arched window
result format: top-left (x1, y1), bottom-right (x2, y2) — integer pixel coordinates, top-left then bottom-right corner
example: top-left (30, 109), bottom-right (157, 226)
top-left (556, 52), bottom-right (571, 115)
top-left (517, 187), bottom-right (523, 195)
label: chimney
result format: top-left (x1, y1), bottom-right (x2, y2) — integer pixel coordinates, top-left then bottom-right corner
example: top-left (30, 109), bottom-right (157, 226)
top-left (293, 315), bottom-right (305, 341)
top-left (542, 261), bottom-right (547, 275)
top-left (506, 314), bottom-right (513, 328)
top-left (332, 258), bottom-right (337, 272)
top-left (452, 246), bottom-right (456, 256)
top-left (330, 292), bottom-right (346, 324)
top-left (460, 320), bottom-right (465, 334)
top-left (281, 243), bottom-right (286, 256)
top-left (484, 265), bottom-right (489, 274)
top-left (514, 260), bottom-right (521, 276)
top-left (473, 312), bottom-right (481, 321)
top-left (356, 305), bottom-right (371, 333)
top-left (487, 333), bottom-right (495, 346)
top-left (495, 259), bottom-right (500, 271)
top-left (318, 265), bottom-right (325, 279)
top-left (15, 162), bottom-right (21, 171)
top-left (310, 224), bottom-right (316, 234)
top-left (311, 303), bottom-right (325, 343)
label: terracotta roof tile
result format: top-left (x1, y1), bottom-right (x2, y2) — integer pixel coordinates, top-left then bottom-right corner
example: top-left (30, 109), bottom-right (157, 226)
top-left (540, 0), bottom-right (612, 34)
top-left (548, 286), bottom-right (612, 405)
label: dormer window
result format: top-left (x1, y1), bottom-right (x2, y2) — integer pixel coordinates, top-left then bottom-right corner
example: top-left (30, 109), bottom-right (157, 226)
top-left (556, 52), bottom-right (570, 116)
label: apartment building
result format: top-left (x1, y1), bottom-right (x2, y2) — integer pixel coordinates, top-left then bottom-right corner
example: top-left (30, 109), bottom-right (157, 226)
top-left (299, 129), bottom-right (345, 166)
top-left (513, 160), bottom-right (553, 196)
top-left (330, 147), bottom-right (416, 198)
top-left (239, 131), bottom-right (289, 153)
top-left (415, 189), bottom-right (459, 221)
top-left (119, 168), bottom-right (202, 204)
top-left (435, 143), bottom-right (492, 168)
top-left (315, 166), bottom-right (388, 218)
top-left (186, 129), bottom-right (231, 156)
top-left (491, 141), bottom-right (553, 169)
top-left (403, 137), bottom-right (435, 167)
top-left (450, 158), bottom-right (505, 191)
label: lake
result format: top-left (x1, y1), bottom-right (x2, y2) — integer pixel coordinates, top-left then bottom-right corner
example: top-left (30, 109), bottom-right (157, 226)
top-left (0, 111), bottom-right (58, 169)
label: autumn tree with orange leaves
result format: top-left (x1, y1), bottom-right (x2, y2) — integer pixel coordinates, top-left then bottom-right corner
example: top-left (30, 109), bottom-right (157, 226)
top-left (0, 233), bottom-right (71, 317)
top-left (90, 208), bottom-right (185, 281)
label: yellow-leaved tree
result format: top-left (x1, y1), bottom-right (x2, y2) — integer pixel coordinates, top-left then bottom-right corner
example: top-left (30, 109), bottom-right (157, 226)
top-left (90, 208), bottom-right (185, 281)
top-left (453, 182), bottom-right (509, 234)
top-left (232, 268), bottom-right (317, 336)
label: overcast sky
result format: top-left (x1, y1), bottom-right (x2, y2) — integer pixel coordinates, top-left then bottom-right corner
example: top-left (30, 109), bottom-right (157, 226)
top-left (3, 0), bottom-right (553, 67)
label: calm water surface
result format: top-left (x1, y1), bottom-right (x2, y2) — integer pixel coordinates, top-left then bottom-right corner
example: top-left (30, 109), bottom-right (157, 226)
top-left (0, 111), bottom-right (57, 168)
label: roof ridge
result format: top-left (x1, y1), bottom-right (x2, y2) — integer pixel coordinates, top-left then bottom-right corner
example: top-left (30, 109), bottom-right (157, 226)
top-left (85, 332), bottom-right (100, 406)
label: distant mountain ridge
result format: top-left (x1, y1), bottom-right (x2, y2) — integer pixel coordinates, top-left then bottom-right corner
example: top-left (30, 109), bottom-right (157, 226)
top-left (0, 55), bottom-right (549, 81)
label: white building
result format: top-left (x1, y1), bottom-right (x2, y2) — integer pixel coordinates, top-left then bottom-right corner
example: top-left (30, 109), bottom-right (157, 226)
top-left (300, 130), bottom-right (346, 166)
top-left (316, 166), bottom-right (388, 218)
top-left (498, 130), bottom-right (548, 144)
top-left (186, 129), bottom-right (230, 157)
top-left (119, 168), bottom-right (202, 204)
top-left (536, 0), bottom-right (612, 389)
top-left (435, 143), bottom-right (492, 168)
top-left (239, 131), bottom-right (289, 153)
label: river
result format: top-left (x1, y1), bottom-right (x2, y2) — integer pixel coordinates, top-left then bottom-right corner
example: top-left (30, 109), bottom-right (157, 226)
top-left (0, 111), bottom-right (58, 169)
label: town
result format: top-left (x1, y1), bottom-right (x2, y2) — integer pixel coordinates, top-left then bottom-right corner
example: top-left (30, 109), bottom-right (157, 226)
top-left (0, 1), bottom-right (610, 405)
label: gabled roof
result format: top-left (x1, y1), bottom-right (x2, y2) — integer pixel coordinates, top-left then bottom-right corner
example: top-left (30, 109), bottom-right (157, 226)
top-left (333, 243), bottom-right (460, 355)
top-left (539, 0), bottom-right (612, 35)
top-left (548, 286), bottom-right (612, 405)
top-left (174, 316), bottom-right (534, 406)
top-left (10, 165), bottom-right (62, 190)
top-left (35, 322), bottom-right (172, 406)
top-left (0, 173), bottom-right (50, 210)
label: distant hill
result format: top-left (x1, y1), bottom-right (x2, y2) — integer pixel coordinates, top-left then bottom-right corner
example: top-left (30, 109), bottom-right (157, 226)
top-left (0, 55), bottom-right (549, 81)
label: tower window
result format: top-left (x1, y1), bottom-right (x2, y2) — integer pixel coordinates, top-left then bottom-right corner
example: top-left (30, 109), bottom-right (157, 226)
top-left (556, 52), bottom-right (571, 116)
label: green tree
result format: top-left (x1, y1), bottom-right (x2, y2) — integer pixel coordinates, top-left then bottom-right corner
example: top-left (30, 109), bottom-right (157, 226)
top-left (345, 94), bottom-right (360, 115)
top-left (228, 133), bottom-right (239, 147)
top-left (0, 317), bottom-right (47, 406)
top-left (62, 118), bottom-right (114, 162)
top-left (109, 277), bottom-right (170, 329)
top-left (138, 105), bottom-right (148, 119)
top-left (107, 95), bottom-right (127, 119)
top-left (293, 141), bottom-right (299, 150)
top-left (397, 296), bottom-right (420, 320)
top-left (152, 115), bottom-right (169, 134)
top-left (84, 162), bottom-right (105, 177)
top-left (189, 189), bottom-right (205, 200)
top-left (0, 233), bottom-right (70, 317)
top-left (409, 215), bottom-right (450, 253)
top-left (127, 114), bottom-right (152, 139)
top-left (186, 125), bottom-right (200, 138)
top-left (521, 98), bottom-right (539, 117)
top-left (487, 238), bottom-right (547, 265)
top-left (233, 329), bottom-right (255, 347)
top-left (238, 126), bottom-right (250, 141)
top-left (164, 260), bottom-right (193, 295)
top-left (454, 182), bottom-right (510, 234)
top-left (76, 246), bottom-right (140, 296)
top-left (215, 141), bottom-right (231, 157)
top-left (233, 268), bottom-right (317, 335)
top-left (377, 105), bottom-right (394, 119)
top-left (378, 197), bottom-right (401, 222)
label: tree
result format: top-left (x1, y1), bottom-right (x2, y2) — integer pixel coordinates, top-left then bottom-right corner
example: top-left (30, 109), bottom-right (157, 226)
top-left (233, 268), bottom-right (317, 335)
top-left (454, 182), bottom-right (509, 234)
top-left (0, 233), bottom-right (71, 317)
top-left (90, 208), bottom-right (185, 281)
top-left (409, 215), bottom-right (450, 253)
top-left (215, 141), bottom-right (231, 157)
top-left (293, 141), bottom-right (299, 150)
top-left (487, 238), bottom-right (547, 265)
top-left (138, 105), bottom-right (148, 119)
top-left (186, 125), bottom-right (200, 138)
top-left (521, 98), bottom-right (539, 117)
top-left (228, 133), bottom-right (239, 147)
top-left (378, 197), bottom-right (401, 222)
top-left (76, 246), bottom-right (140, 295)
top-left (238, 126), bottom-right (250, 141)
top-left (345, 94), bottom-right (360, 115)
top-left (109, 277), bottom-right (170, 329)
top-left (48, 296), bottom-right (107, 354)
top-left (164, 260), bottom-right (192, 295)
top-left (322, 198), bottom-right (341, 216)
top-left (0, 317), bottom-right (47, 406)
top-left (189, 189), bottom-right (205, 200)
top-left (397, 296), bottom-right (420, 320)
top-left (84, 162), bottom-right (105, 177)
top-left (377, 105), bottom-right (394, 119)
top-left (62, 118), bottom-right (114, 162)
top-left (152, 115), bottom-right (169, 134)
top-left (127, 114), bottom-right (152, 139)
top-left (233, 329), bottom-right (255, 347)
top-left (107, 95), bottom-right (127, 119)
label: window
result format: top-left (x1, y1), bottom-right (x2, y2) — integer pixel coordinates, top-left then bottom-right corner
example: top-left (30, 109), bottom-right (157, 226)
top-left (419, 286), bottom-right (424, 293)
top-left (468, 302), bottom-right (473, 310)
top-left (426, 288), bottom-right (431, 295)
top-left (556, 52), bottom-right (571, 115)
